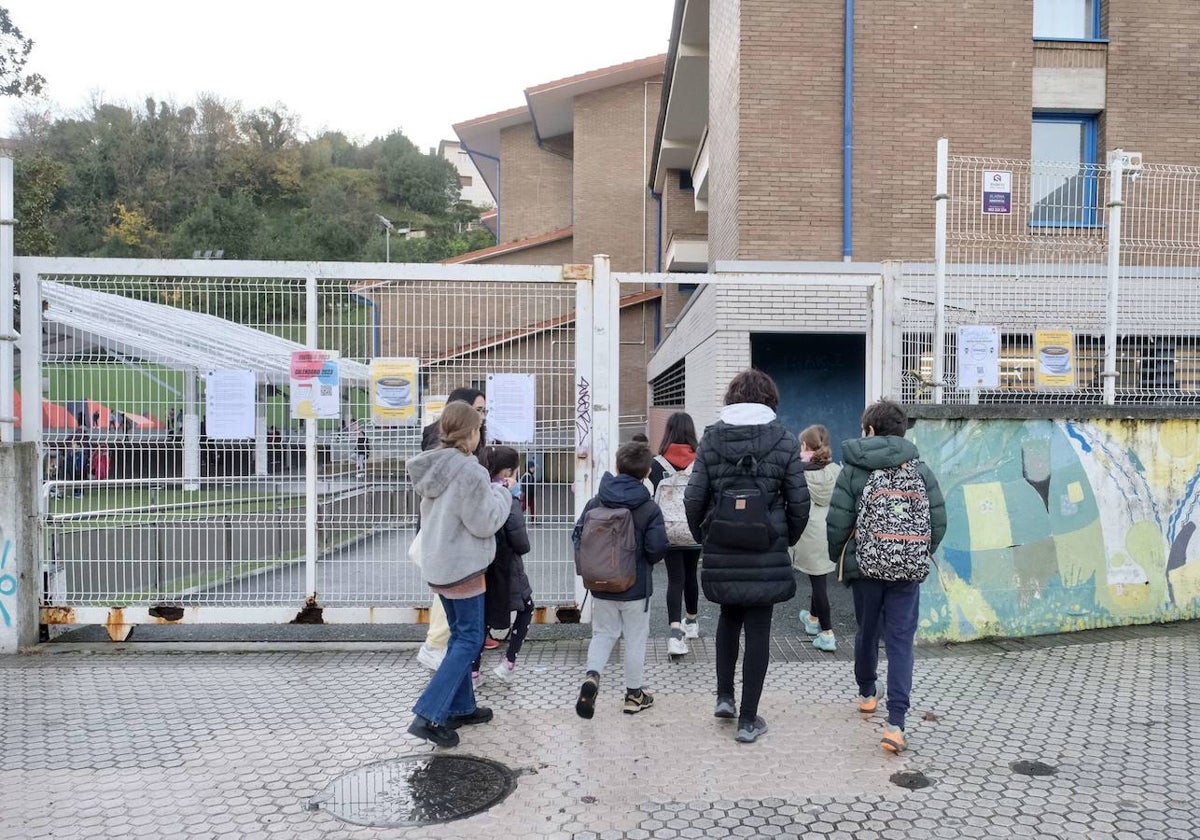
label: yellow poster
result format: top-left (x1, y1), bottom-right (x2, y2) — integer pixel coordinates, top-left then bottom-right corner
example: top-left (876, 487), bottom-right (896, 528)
top-left (370, 358), bottom-right (419, 425)
top-left (421, 396), bottom-right (448, 427)
top-left (1035, 329), bottom-right (1076, 389)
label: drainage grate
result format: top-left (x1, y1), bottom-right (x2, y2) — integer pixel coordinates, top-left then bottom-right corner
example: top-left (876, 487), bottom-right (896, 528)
top-left (1010, 759), bottom-right (1057, 777)
top-left (890, 770), bottom-right (933, 790)
top-left (309, 755), bottom-right (517, 827)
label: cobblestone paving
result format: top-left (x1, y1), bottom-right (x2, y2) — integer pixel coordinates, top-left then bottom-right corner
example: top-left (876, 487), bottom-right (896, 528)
top-left (2, 624), bottom-right (1198, 839)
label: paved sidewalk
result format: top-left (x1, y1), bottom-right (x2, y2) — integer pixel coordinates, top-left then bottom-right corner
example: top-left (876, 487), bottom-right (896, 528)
top-left (2, 623), bottom-right (1198, 840)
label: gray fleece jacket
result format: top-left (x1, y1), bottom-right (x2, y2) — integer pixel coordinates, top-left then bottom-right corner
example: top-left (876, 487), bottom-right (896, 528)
top-left (407, 447), bottom-right (513, 588)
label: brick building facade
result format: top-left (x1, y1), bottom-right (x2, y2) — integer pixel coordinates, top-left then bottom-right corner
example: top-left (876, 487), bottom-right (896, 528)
top-left (646, 0), bottom-right (1200, 445)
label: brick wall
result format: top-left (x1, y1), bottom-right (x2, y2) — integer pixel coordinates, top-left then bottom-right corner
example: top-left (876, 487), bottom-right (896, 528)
top-left (1105, 0), bottom-right (1200, 162)
top-left (708, 0), bottom-right (742, 264)
top-left (660, 169), bottom-right (708, 323)
top-left (499, 123), bottom-right (573, 243)
top-left (572, 79), bottom-right (661, 272)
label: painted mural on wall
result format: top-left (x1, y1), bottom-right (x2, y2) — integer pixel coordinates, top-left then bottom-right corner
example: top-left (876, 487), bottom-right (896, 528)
top-left (910, 418), bottom-right (1200, 641)
top-left (0, 525), bottom-right (16, 629)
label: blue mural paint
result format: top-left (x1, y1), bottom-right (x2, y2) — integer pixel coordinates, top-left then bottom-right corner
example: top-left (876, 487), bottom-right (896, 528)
top-left (0, 539), bottom-right (12, 628)
top-left (1064, 422), bottom-right (1091, 453)
top-left (1168, 466), bottom-right (1200, 543)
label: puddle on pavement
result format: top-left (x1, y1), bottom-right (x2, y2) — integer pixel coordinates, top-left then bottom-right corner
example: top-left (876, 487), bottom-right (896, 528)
top-left (890, 770), bottom-right (933, 790)
top-left (1010, 759), bottom-right (1057, 777)
top-left (309, 755), bottom-right (517, 827)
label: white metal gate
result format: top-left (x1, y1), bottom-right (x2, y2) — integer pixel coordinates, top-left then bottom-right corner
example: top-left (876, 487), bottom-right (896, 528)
top-left (15, 256), bottom-right (612, 637)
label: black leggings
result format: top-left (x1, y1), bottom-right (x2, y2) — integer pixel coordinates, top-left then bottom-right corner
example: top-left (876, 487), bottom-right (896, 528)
top-left (472, 598), bottom-right (535, 670)
top-left (664, 548), bottom-right (701, 623)
top-left (808, 573), bottom-right (832, 632)
top-left (715, 603), bottom-right (774, 724)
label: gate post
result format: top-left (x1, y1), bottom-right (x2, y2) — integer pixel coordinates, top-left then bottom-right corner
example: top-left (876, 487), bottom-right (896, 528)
top-left (1102, 150), bottom-right (1125, 406)
top-left (590, 255), bottom-right (619, 480)
top-left (0, 442), bottom-right (38, 653)
top-left (932, 138), bottom-right (949, 405)
top-left (1, 153), bottom-right (14, 445)
top-left (572, 263), bottom-right (594, 611)
top-left (304, 273), bottom-right (318, 600)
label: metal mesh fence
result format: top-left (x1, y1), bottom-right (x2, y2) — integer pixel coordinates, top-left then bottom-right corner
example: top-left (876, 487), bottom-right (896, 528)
top-left (900, 152), bottom-right (1200, 406)
top-left (31, 269), bottom-right (578, 609)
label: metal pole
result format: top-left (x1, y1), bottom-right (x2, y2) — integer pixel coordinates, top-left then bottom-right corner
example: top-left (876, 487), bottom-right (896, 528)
top-left (1103, 150), bottom-right (1125, 406)
top-left (573, 264), bottom-right (594, 612)
top-left (1, 153), bottom-right (15, 443)
top-left (385, 229), bottom-right (390, 263)
top-left (305, 274), bottom-right (318, 600)
top-left (933, 138), bottom-right (949, 405)
top-left (591, 254), bottom-right (618, 486)
top-left (18, 269), bottom-right (40, 444)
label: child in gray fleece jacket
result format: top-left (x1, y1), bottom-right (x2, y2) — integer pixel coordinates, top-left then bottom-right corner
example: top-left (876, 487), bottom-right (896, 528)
top-left (405, 401), bottom-right (514, 748)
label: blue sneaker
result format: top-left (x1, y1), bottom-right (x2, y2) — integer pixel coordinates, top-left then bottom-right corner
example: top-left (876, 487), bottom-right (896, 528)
top-left (799, 609), bottom-right (821, 636)
top-left (813, 631), bottom-right (837, 652)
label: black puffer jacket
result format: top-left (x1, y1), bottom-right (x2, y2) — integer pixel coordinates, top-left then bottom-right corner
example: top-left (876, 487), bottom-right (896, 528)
top-left (685, 407), bottom-right (810, 606)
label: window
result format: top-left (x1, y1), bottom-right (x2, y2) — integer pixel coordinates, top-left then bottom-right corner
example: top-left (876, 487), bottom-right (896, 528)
top-left (1033, 0), bottom-right (1100, 40)
top-left (1031, 114), bottom-right (1099, 227)
top-left (650, 360), bottom-right (685, 407)
top-left (678, 170), bottom-right (693, 191)
top-left (459, 175), bottom-right (473, 187)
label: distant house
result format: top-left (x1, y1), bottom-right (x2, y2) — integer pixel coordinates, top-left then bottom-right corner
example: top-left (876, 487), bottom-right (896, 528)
top-left (438, 139), bottom-right (495, 209)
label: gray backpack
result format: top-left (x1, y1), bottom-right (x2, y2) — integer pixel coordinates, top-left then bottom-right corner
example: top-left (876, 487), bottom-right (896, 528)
top-left (653, 456), bottom-right (699, 547)
top-left (575, 505), bottom-right (639, 593)
top-left (854, 460), bottom-right (932, 582)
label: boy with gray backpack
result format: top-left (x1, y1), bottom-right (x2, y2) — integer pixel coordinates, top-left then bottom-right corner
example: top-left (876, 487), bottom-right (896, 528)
top-left (572, 442), bottom-right (669, 719)
top-left (827, 399), bottom-right (946, 754)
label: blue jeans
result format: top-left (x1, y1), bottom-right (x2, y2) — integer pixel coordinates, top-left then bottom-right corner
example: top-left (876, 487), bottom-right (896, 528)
top-left (413, 593), bottom-right (484, 726)
top-left (852, 579), bottom-right (920, 729)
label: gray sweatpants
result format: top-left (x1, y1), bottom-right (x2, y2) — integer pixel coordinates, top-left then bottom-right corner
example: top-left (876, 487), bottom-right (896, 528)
top-left (586, 598), bottom-right (651, 690)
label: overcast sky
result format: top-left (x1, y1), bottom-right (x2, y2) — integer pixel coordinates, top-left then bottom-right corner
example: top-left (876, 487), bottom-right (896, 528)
top-left (1, 0), bottom-right (674, 150)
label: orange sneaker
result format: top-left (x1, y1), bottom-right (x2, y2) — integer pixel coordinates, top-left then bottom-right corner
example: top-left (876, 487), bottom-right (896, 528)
top-left (483, 636), bottom-right (501, 650)
top-left (857, 692), bottom-right (879, 715)
top-left (881, 724), bottom-right (906, 753)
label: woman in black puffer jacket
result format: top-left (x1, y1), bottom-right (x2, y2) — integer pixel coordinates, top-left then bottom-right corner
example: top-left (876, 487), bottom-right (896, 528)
top-left (684, 369), bottom-right (810, 744)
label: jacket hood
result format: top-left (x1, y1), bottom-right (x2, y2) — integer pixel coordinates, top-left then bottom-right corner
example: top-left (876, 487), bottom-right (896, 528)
top-left (841, 435), bottom-right (920, 470)
top-left (720, 403), bottom-right (777, 426)
top-left (597, 471), bottom-right (653, 509)
top-left (662, 443), bottom-right (696, 469)
top-left (407, 447), bottom-right (477, 498)
top-left (802, 461), bottom-right (841, 506)
top-left (706, 417), bottom-right (790, 463)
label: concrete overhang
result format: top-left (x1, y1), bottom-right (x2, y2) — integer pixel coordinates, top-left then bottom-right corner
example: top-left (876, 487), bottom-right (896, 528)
top-left (665, 234), bottom-right (708, 272)
top-left (525, 54), bottom-right (667, 141)
top-left (452, 105), bottom-right (531, 203)
top-left (651, 0), bottom-right (710, 193)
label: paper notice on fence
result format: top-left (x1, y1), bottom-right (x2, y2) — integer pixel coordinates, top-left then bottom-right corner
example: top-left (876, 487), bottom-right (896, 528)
top-left (957, 326), bottom-right (1000, 389)
top-left (290, 350), bottom-right (341, 420)
top-left (486, 374), bottom-right (536, 443)
top-left (205, 369), bottom-right (256, 439)
top-left (371, 357), bottom-right (419, 426)
top-left (421, 395), bottom-right (448, 427)
top-left (1035, 330), bottom-right (1076, 389)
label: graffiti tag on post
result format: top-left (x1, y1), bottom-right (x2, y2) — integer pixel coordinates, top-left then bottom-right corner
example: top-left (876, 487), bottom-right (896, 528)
top-left (575, 376), bottom-right (592, 459)
top-left (0, 534), bottom-right (15, 628)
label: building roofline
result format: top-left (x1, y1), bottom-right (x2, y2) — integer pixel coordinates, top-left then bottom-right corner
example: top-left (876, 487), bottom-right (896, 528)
top-left (525, 54), bottom-right (667, 97)
top-left (440, 226), bottom-right (574, 265)
top-left (651, 0), bottom-right (687, 191)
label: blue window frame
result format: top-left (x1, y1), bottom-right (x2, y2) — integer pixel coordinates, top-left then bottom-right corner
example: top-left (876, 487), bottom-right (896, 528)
top-left (1031, 113), bottom-right (1100, 227)
top-left (1033, 0), bottom-right (1103, 41)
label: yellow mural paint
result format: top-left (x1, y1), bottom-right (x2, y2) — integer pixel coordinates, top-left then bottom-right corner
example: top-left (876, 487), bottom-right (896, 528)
top-left (1055, 520), bottom-right (1106, 588)
top-left (1066, 481), bottom-right (1084, 504)
top-left (963, 482), bottom-right (1013, 552)
top-left (1169, 562), bottom-right (1200, 608)
top-left (939, 575), bottom-right (1001, 640)
top-left (1156, 420), bottom-right (1196, 460)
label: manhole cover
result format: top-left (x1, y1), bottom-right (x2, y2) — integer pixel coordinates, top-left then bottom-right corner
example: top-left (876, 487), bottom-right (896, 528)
top-left (309, 755), bottom-right (517, 827)
top-left (890, 771), bottom-right (933, 790)
top-left (1010, 759), bottom-right (1057, 777)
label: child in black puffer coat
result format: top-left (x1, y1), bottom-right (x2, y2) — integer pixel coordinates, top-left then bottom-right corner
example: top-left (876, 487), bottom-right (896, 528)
top-left (480, 445), bottom-right (534, 683)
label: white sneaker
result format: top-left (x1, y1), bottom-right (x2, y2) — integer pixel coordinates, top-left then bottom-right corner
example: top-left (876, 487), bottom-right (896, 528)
top-left (416, 643), bottom-right (445, 671)
top-left (667, 633), bottom-right (689, 656)
top-left (492, 659), bottom-right (515, 683)
top-left (682, 618), bottom-right (700, 639)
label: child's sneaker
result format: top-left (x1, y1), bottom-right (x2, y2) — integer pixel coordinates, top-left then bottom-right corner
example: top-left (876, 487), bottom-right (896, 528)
top-left (813, 631), bottom-right (836, 652)
top-left (483, 636), bottom-right (501, 650)
top-left (622, 688), bottom-right (655, 714)
top-left (682, 617), bottom-right (700, 639)
top-left (799, 609), bottom-right (821, 636)
top-left (416, 643), bottom-right (444, 672)
top-left (575, 672), bottom-right (599, 719)
top-left (667, 627), bottom-right (689, 656)
top-left (735, 716), bottom-right (769, 743)
top-left (471, 670), bottom-right (483, 687)
top-left (713, 695), bottom-right (737, 719)
top-left (492, 659), bottom-right (515, 683)
top-left (857, 691), bottom-right (880, 715)
top-left (881, 723), bottom-right (906, 753)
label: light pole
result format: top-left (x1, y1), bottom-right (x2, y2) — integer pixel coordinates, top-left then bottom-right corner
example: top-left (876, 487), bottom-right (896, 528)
top-left (376, 214), bottom-right (411, 263)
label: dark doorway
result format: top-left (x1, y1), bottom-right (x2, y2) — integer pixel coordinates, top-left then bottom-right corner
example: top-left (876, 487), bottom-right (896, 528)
top-left (750, 333), bottom-right (866, 463)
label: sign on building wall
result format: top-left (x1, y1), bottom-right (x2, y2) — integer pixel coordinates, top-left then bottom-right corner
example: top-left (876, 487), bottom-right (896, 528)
top-left (290, 350), bottom-right (341, 420)
top-left (370, 357), bottom-right (420, 425)
top-left (982, 170), bottom-right (1013, 215)
top-left (957, 325), bottom-right (1000, 389)
top-left (1035, 330), bottom-right (1076, 389)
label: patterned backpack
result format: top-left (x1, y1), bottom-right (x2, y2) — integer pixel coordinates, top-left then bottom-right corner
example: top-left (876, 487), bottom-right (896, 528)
top-left (653, 455), bottom-right (699, 547)
top-left (854, 460), bottom-right (932, 582)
